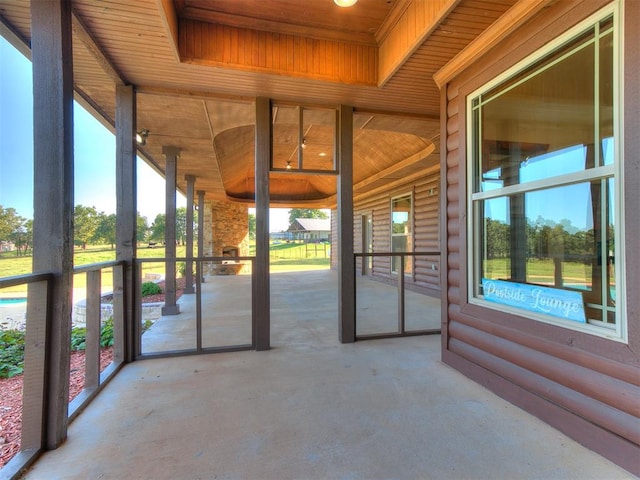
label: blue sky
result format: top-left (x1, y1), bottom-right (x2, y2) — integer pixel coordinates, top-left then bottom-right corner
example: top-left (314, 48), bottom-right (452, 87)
top-left (0, 36), bottom-right (189, 225)
top-left (0, 35), bottom-right (309, 233)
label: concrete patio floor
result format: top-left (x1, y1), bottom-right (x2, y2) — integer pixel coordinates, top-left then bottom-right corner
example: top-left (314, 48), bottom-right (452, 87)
top-left (23, 270), bottom-right (633, 479)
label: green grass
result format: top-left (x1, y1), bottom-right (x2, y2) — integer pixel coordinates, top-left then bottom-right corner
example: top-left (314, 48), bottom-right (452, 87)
top-left (1, 242), bottom-right (334, 293)
top-left (270, 258), bottom-right (330, 272)
top-left (0, 244), bottom-right (188, 294)
top-left (268, 242), bottom-right (330, 260)
top-left (484, 258), bottom-right (593, 286)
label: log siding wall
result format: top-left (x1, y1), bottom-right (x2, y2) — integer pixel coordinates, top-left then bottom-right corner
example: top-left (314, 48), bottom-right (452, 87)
top-left (332, 172), bottom-right (441, 294)
top-left (441, 0), bottom-right (640, 475)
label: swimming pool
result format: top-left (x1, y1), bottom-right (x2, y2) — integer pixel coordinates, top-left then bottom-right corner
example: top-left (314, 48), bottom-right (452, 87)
top-left (0, 297), bottom-right (27, 305)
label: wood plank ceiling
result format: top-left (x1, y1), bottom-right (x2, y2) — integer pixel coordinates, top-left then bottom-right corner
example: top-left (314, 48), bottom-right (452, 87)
top-left (0, 0), bottom-right (517, 207)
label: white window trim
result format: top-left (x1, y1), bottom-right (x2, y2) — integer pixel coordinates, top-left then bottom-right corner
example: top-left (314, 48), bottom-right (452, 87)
top-left (465, 1), bottom-right (626, 342)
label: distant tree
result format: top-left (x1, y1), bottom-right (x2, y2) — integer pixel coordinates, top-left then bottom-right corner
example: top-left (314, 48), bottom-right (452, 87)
top-left (9, 217), bottom-right (31, 257)
top-left (14, 219), bottom-right (33, 256)
top-left (137, 213), bottom-right (149, 243)
top-left (288, 209), bottom-right (328, 225)
top-left (150, 213), bottom-right (166, 242)
top-left (74, 205), bottom-right (101, 249)
top-left (0, 206), bottom-right (25, 245)
top-left (176, 207), bottom-right (187, 245)
top-left (248, 213), bottom-right (256, 240)
top-left (93, 213), bottom-right (117, 248)
top-left (149, 209), bottom-right (193, 244)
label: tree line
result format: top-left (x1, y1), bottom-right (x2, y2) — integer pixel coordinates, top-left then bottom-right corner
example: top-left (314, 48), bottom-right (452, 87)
top-left (485, 216), bottom-right (613, 263)
top-left (0, 204), bottom-right (194, 255)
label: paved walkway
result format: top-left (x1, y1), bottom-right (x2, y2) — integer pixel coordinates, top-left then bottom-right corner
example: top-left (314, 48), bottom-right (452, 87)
top-left (23, 270), bottom-right (634, 479)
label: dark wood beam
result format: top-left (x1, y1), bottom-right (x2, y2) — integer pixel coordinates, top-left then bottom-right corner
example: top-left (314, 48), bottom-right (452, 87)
top-left (30, 0), bottom-right (75, 449)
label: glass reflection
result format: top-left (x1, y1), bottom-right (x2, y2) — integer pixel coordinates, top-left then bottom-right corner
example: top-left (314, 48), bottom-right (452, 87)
top-left (480, 179), bottom-right (614, 323)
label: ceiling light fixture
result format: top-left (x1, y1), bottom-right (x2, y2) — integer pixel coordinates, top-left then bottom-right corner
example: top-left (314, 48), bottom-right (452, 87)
top-left (286, 160), bottom-right (292, 170)
top-left (334, 0), bottom-right (357, 6)
top-left (136, 129), bottom-right (149, 146)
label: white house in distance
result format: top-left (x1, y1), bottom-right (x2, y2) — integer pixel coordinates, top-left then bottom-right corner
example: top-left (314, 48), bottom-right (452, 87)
top-left (287, 218), bottom-right (331, 242)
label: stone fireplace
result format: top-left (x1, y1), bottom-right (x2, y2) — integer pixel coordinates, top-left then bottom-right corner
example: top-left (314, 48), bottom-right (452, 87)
top-left (206, 200), bottom-right (250, 275)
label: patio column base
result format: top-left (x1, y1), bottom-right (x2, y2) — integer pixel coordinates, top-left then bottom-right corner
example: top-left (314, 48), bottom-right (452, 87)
top-left (161, 305), bottom-right (180, 316)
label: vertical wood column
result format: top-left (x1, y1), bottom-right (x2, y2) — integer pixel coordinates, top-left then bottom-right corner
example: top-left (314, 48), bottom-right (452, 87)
top-left (184, 175), bottom-right (196, 294)
top-left (338, 105), bottom-right (355, 343)
top-left (197, 190), bottom-right (205, 281)
top-left (115, 84), bottom-right (137, 362)
top-left (162, 146), bottom-right (180, 315)
top-left (255, 97), bottom-right (271, 350)
top-left (30, 0), bottom-right (74, 448)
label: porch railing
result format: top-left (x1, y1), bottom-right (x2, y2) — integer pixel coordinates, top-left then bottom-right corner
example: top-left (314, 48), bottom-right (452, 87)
top-left (134, 256), bottom-right (257, 359)
top-left (354, 252), bottom-right (441, 340)
top-left (68, 261), bottom-right (126, 420)
top-left (0, 261), bottom-right (127, 479)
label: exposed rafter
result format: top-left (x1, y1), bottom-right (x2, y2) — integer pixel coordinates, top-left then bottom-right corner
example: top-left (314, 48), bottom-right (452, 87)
top-left (71, 11), bottom-right (126, 86)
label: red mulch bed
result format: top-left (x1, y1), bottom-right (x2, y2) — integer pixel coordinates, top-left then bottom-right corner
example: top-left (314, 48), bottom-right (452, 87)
top-left (0, 348), bottom-right (114, 468)
top-left (0, 278), bottom-right (186, 469)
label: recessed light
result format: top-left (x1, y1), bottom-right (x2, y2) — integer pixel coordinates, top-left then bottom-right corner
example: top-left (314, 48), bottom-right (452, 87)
top-left (334, 0), bottom-right (357, 7)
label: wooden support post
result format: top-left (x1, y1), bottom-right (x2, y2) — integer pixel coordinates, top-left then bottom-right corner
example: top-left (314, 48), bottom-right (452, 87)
top-left (162, 146), bottom-right (180, 316)
top-left (338, 105), bottom-right (355, 343)
top-left (115, 84), bottom-right (137, 362)
top-left (30, 0), bottom-right (74, 449)
top-left (85, 270), bottom-right (101, 390)
top-left (255, 97), bottom-right (271, 350)
top-left (197, 190), bottom-right (206, 281)
top-left (184, 175), bottom-right (196, 294)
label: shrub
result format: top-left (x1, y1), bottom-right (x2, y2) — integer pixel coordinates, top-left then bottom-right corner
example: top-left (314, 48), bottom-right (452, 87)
top-left (71, 317), bottom-right (115, 351)
top-left (70, 326), bottom-right (87, 350)
top-left (0, 329), bottom-right (25, 378)
top-left (141, 281), bottom-right (162, 297)
top-left (100, 317), bottom-right (114, 347)
top-left (0, 318), bottom-right (116, 378)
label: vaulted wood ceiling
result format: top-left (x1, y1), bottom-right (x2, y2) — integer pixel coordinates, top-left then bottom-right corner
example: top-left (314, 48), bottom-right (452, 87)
top-left (0, 0), bottom-right (519, 207)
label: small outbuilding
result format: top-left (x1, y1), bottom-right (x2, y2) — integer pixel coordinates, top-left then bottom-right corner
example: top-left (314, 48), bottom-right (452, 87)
top-left (287, 218), bottom-right (331, 242)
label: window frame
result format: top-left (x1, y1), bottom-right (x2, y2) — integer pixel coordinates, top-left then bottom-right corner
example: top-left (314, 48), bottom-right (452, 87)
top-left (465, 2), bottom-right (626, 342)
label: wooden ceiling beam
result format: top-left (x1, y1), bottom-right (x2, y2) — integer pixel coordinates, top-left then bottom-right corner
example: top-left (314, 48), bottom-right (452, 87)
top-left (180, 7), bottom-right (377, 46)
top-left (377, 0), bottom-right (461, 87)
top-left (71, 11), bottom-right (126, 86)
top-left (179, 19), bottom-right (378, 86)
top-left (434, 0), bottom-right (553, 88)
top-left (353, 143), bottom-right (435, 192)
top-left (156, 0), bottom-right (181, 62)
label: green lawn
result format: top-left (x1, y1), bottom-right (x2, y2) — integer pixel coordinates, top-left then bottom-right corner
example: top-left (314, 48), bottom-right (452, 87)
top-left (483, 258), bottom-right (593, 287)
top-left (1, 243), bottom-right (331, 294)
top-left (0, 244), bottom-right (188, 294)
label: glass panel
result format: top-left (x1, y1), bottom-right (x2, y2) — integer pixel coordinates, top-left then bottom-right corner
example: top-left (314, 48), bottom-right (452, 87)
top-left (272, 105), bottom-right (299, 170)
top-left (391, 236), bottom-right (407, 273)
top-left (479, 38), bottom-right (596, 189)
top-left (470, 9), bottom-right (620, 335)
top-left (478, 179), bottom-right (615, 325)
top-left (600, 31), bottom-right (614, 165)
top-left (392, 196), bottom-right (411, 234)
top-left (356, 275), bottom-right (400, 336)
top-left (271, 105), bottom-right (336, 171)
top-left (302, 107), bottom-right (335, 170)
top-left (392, 195), bottom-right (412, 274)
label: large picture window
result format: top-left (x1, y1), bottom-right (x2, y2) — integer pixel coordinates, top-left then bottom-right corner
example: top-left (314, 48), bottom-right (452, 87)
top-left (467, 5), bottom-right (624, 339)
top-left (391, 194), bottom-right (413, 275)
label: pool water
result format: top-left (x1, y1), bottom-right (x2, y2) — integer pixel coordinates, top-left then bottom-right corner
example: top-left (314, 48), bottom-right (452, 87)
top-left (0, 297), bottom-right (27, 305)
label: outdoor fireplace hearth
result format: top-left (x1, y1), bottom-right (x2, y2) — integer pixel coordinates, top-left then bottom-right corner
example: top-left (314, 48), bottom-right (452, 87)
top-left (210, 246), bottom-right (243, 275)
